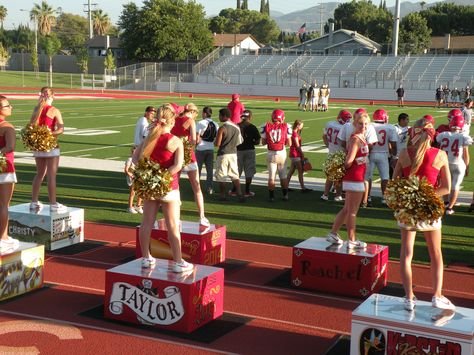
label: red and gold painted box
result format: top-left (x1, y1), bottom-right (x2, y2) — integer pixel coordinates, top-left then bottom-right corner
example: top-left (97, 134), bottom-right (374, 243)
top-left (135, 219), bottom-right (226, 266)
top-left (0, 242), bottom-right (44, 302)
top-left (291, 237), bottom-right (388, 298)
top-left (104, 259), bottom-right (224, 333)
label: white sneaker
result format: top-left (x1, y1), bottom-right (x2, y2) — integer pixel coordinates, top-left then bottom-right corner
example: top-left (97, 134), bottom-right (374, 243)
top-left (50, 203), bottom-right (67, 213)
top-left (404, 296), bottom-right (416, 311)
top-left (127, 207), bottom-right (138, 214)
top-left (320, 194), bottom-right (329, 201)
top-left (334, 195), bottom-right (344, 202)
top-left (326, 232), bottom-right (343, 245)
top-left (199, 217), bottom-right (210, 227)
top-left (432, 296), bottom-right (455, 310)
top-left (172, 260), bottom-right (194, 273)
top-left (0, 237), bottom-right (20, 250)
top-left (347, 240), bottom-right (367, 249)
top-left (30, 201), bottom-right (43, 211)
top-left (432, 309), bottom-right (455, 327)
top-left (135, 206), bottom-right (144, 214)
top-left (141, 257), bottom-right (156, 269)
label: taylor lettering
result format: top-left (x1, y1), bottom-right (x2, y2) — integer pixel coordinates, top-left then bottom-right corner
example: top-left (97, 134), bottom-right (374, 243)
top-left (387, 330), bottom-right (462, 355)
top-left (109, 281), bottom-right (185, 326)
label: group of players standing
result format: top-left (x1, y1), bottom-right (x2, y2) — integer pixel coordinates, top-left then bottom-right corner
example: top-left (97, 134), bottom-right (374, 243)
top-left (322, 99), bottom-right (473, 215)
top-left (435, 85), bottom-right (472, 108)
top-left (298, 83), bottom-right (331, 112)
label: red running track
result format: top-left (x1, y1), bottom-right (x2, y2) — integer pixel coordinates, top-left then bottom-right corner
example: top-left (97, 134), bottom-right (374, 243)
top-left (0, 222), bottom-right (472, 354)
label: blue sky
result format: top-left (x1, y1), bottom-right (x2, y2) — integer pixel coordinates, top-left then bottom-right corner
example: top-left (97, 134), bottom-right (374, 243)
top-left (1, 0), bottom-right (440, 30)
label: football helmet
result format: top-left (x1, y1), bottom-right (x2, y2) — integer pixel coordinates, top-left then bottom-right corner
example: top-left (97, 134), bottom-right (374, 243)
top-left (447, 108), bottom-right (463, 122)
top-left (373, 109), bottom-right (388, 123)
top-left (272, 109), bottom-right (285, 122)
top-left (337, 110), bottom-right (352, 124)
top-left (449, 115), bottom-right (464, 130)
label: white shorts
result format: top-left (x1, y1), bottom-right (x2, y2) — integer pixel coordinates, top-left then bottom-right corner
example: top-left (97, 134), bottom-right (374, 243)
top-left (0, 173), bottom-right (17, 184)
top-left (33, 148), bottom-right (60, 158)
top-left (182, 161), bottom-right (198, 172)
top-left (320, 97), bottom-right (329, 105)
top-left (366, 152), bottom-right (390, 180)
top-left (267, 150), bottom-right (287, 181)
top-left (215, 154), bottom-right (239, 182)
top-left (398, 218), bottom-right (441, 231)
top-left (159, 189), bottom-right (180, 202)
top-left (342, 181), bottom-right (365, 192)
top-left (449, 163), bottom-right (466, 190)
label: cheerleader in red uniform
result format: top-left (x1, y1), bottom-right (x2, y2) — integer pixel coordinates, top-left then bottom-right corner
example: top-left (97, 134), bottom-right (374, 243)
top-left (29, 87), bottom-right (66, 213)
top-left (326, 113), bottom-right (370, 249)
top-left (393, 118), bottom-right (454, 311)
top-left (170, 103), bottom-right (209, 227)
top-left (286, 120), bottom-right (311, 192)
top-left (0, 96), bottom-right (20, 250)
top-left (135, 104), bottom-right (193, 272)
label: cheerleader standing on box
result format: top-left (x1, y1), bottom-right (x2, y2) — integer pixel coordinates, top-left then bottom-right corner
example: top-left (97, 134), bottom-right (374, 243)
top-left (135, 104), bottom-right (193, 272)
top-left (326, 113), bottom-right (370, 249)
top-left (0, 96), bottom-right (20, 250)
top-left (29, 87), bottom-right (66, 213)
top-left (170, 103), bottom-right (210, 227)
top-left (393, 117), bottom-right (454, 311)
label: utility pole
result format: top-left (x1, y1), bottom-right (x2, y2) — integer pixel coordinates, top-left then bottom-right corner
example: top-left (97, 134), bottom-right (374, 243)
top-left (319, 0), bottom-right (324, 36)
top-left (392, 0), bottom-right (401, 56)
top-left (84, 0), bottom-right (97, 39)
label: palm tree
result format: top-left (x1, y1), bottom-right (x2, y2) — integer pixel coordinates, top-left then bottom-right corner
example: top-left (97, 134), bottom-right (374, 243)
top-left (92, 9), bottom-right (111, 36)
top-left (0, 6), bottom-right (7, 30)
top-left (420, 1), bottom-right (426, 11)
top-left (30, 1), bottom-right (57, 36)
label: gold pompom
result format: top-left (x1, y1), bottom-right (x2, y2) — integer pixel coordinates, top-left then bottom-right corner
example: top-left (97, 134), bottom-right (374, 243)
top-left (132, 158), bottom-right (173, 200)
top-left (323, 151), bottom-right (346, 182)
top-left (0, 155), bottom-right (7, 173)
top-left (20, 124), bottom-right (58, 152)
top-left (181, 136), bottom-right (193, 167)
top-left (385, 176), bottom-right (445, 227)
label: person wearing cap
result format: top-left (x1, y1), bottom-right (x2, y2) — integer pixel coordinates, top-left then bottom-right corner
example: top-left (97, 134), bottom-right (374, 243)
top-left (134, 106), bottom-right (156, 147)
top-left (227, 93), bottom-right (245, 125)
top-left (235, 110), bottom-right (261, 197)
top-left (214, 108), bottom-right (244, 202)
top-left (196, 106), bottom-right (219, 195)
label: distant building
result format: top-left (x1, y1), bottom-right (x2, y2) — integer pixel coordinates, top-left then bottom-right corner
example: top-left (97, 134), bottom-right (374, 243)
top-left (212, 33), bottom-right (262, 55)
top-left (430, 35), bottom-right (474, 54)
top-left (290, 23), bottom-right (381, 55)
top-left (86, 35), bottom-right (122, 58)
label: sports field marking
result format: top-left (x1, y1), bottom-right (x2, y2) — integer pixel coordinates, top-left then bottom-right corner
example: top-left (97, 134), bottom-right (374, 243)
top-left (60, 143), bottom-right (133, 155)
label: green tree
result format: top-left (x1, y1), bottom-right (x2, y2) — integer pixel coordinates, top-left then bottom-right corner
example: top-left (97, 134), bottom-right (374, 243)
top-left (41, 33), bottom-right (61, 86)
top-left (0, 42), bottom-right (9, 70)
top-left (333, 0), bottom-right (392, 48)
top-left (260, 0), bottom-right (265, 14)
top-left (241, 0), bottom-right (248, 10)
top-left (104, 49), bottom-right (116, 70)
top-left (54, 13), bottom-right (88, 53)
top-left (265, 1), bottom-right (270, 15)
top-left (209, 8), bottom-right (279, 44)
top-left (0, 6), bottom-right (7, 30)
top-left (76, 47), bottom-right (89, 73)
top-left (420, 3), bottom-right (474, 36)
top-left (237, 0), bottom-right (241, 9)
top-left (119, 0), bottom-right (213, 61)
top-left (399, 12), bottom-right (431, 55)
top-left (30, 1), bottom-right (57, 36)
top-left (31, 46), bottom-right (39, 74)
top-left (92, 9), bottom-right (112, 36)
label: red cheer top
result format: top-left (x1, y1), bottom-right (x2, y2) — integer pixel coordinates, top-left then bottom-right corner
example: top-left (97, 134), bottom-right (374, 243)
top-left (402, 147), bottom-right (441, 187)
top-left (150, 133), bottom-right (179, 190)
top-left (38, 105), bottom-right (57, 130)
top-left (289, 131), bottom-right (303, 158)
top-left (170, 115), bottom-right (196, 163)
top-left (343, 135), bottom-right (369, 183)
top-left (0, 119), bottom-right (14, 173)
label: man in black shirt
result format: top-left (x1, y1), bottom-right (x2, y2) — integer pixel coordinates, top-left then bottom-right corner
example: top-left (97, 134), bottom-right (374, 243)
top-left (396, 85), bottom-right (405, 107)
top-left (236, 110), bottom-right (261, 197)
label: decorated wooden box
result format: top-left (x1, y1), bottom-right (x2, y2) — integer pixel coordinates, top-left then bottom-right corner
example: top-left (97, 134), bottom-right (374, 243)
top-left (291, 237), bottom-right (388, 298)
top-left (351, 294), bottom-right (474, 355)
top-left (0, 242), bottom-right (44, 302)
top-left (135, 219), bottom-right (226, 266)
top-left (104, 259), bottom-right (224, 333)
top-left (8, 203), bottom-right (84, 251)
